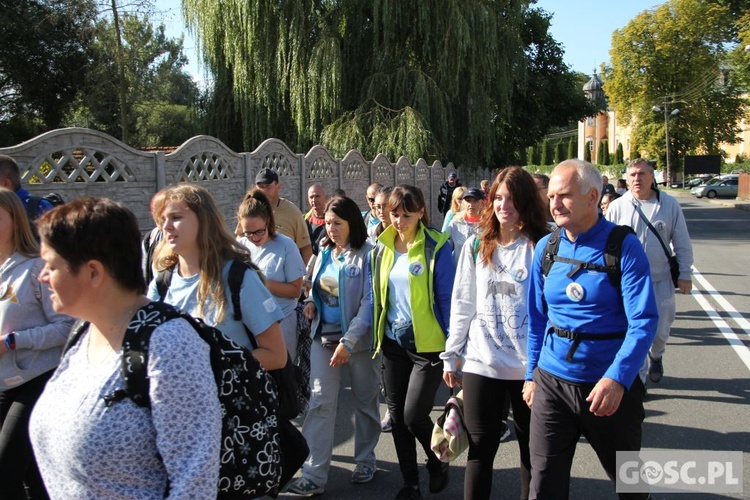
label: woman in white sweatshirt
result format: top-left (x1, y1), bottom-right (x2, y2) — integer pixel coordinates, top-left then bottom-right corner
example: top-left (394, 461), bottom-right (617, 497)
top-left (441, 167), bottom-right (549, 500)
top-left (0, 188), bottom-right (73, 499)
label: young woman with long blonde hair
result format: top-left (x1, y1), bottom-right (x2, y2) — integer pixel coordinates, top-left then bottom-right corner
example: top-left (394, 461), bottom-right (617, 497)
top-left (149, 184), bottom-right (287, 370)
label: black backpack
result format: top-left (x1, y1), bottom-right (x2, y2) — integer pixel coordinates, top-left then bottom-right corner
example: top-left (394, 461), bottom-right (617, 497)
top-left (64, 301), bottom-right (285, 498)
top-left (541, 225), bottom-right (635, 290)
top-left (540, 225), bottom-right (635, 361)
top-left (156, 260), bottom-right (308, 420)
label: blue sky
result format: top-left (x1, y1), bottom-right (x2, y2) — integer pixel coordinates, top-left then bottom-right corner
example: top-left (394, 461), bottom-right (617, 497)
top-left (162, 0), bottom-right (665, 83)
top-left (160, 1), bottom-right (204, 83)
top-left (534, 0), bottom-right (664, 75)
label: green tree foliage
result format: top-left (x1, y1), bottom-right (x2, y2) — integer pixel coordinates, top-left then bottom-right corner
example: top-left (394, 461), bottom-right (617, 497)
top-left (69, 13), bottom-right (199, 147)
top-left (584, 143), bottom-right (592, 162)
top-left (604, 0), bottom-right (746, 169)
top-left (540, 139), bottom-right (550, 166)
top-left (567, 136), bottom-right (576, 160)
top-left (495, 13), bottom-right (598, 165)
top-left (708, 0), bottom-right (750, 25)
top-left (526, 146), bottom-right (536, 166)
top-left (0, 0), bottom-right (96, 145)
top-left (603, 140), bottom-right (611, 165)
top-left (729, 10), bottom-right (750, 92)
top-left (554, 141), bottom-right (565, 164)
top-left (616, 142), bottom-right (624, 164)
top-left (185, 1), bottom-right (594, 166)
top-left (597, 140), bottom-right (608, 165)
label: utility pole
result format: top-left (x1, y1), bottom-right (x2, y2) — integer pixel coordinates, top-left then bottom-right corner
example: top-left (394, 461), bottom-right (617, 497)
top-left (653, 99), bottom-right (680, 187)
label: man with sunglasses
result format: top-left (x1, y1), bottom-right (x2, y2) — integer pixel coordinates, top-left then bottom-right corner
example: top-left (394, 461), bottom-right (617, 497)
top-left (362, 183), bottom-right (382, 234)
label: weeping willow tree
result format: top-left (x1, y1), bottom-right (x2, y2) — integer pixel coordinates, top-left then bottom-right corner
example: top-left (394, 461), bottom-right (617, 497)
top-left (184, 0), bottom-right (530, 165)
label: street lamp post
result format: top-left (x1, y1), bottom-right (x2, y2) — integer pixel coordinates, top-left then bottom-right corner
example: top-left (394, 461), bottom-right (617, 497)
top-left (652, 102), bottom-right (680, 187)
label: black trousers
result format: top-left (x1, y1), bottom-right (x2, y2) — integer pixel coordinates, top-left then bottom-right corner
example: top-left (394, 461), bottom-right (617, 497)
top-left (381, 336), bottom-right (444, 486)
top-left (0, 369), bottom-right (54, 500)
top-left (529, 367), bottom-right (647, 500)
top-left (462, 372), bottom-right (531, 500)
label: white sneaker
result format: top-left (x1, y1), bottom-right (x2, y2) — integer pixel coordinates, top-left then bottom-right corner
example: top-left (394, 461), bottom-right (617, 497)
top-left (380, 408), bottom-right (392, 432)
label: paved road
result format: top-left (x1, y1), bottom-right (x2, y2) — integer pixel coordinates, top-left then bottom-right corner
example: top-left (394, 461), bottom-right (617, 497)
top-left (279, 191), bottom-right (750, 499)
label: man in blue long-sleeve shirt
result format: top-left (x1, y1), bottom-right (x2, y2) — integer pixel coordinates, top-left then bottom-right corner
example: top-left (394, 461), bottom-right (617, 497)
top-left (522, 159), bottom-right (658, 500)
top-left (0, 155), bottom-right (54, 219)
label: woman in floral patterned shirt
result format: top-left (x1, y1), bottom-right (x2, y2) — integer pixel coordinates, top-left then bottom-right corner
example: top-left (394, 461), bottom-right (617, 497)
top-left (29, 197), bottom-right (222, 499)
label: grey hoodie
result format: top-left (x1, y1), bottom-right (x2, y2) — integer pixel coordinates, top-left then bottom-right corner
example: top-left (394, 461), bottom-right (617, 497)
top-left (0, 254), bottom-right (73, 391)
top-left (606, 190), bottom-right (694, 283)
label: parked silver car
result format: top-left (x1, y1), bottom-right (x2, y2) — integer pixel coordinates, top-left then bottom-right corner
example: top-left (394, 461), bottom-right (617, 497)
top-left (684, 174), bottom-right (716, 189)
top-left (690, 174), bottom-right (739, 198)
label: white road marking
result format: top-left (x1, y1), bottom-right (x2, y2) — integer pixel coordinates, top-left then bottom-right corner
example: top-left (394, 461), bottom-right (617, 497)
top-left (692, 268), bottom-right (750, 336)
top-left (690, 266), bottom-right (750, 372)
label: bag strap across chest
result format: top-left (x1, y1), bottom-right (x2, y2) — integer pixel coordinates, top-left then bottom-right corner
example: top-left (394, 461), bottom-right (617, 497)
top-left (65, 303), bottom-right (187, 408)
top-left (542, 225), bottom-right (633, 290)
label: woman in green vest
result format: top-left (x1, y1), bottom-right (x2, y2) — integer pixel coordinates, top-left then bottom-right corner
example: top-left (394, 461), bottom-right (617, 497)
top-left (371, 185), bottom-right (456, 499)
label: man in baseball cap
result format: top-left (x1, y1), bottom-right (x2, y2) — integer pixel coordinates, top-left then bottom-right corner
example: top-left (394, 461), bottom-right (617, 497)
top-left (255, 168), bottom-right (279, 185)
top-left (253, 168), bottom-right (312, 265)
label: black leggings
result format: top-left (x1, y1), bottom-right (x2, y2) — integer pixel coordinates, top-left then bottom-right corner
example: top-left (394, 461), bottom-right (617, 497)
top-left (0, 370), bottom-right (54, 500)
top-left (381, 336), bottom-right (444, 486)
top-left (462, 372), bottom-right (531, 500)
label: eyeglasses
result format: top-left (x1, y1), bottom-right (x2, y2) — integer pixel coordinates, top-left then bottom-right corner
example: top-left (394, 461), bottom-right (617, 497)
top-left (242, 227), bottom-right (267, 238)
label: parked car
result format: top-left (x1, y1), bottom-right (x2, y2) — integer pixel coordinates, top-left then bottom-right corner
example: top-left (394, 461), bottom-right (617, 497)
top-left (684, 174), bottom-right (717, 189)
top-left (690, 174), bottom-right (739, 198)
top-left (654, 169), bottom-right (666, 186)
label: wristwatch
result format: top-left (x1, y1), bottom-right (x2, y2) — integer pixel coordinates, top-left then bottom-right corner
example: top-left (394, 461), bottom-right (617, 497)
top-left (4, 332), bottom-right (16, 351)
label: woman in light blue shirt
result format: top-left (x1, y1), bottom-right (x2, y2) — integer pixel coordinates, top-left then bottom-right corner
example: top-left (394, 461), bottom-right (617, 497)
top-left (236, 189), bottom-right (306, 358)
top-left (146, 184), bottom-right (287, 370)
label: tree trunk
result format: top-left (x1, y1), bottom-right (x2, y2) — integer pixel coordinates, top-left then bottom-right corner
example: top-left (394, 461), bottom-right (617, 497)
top-left (111, 0), bottom-right (128, 143)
